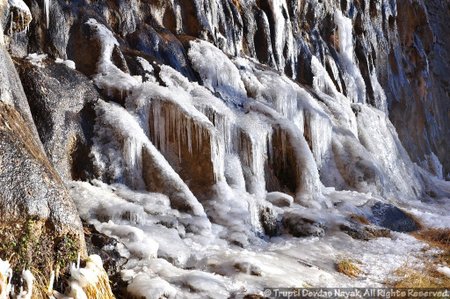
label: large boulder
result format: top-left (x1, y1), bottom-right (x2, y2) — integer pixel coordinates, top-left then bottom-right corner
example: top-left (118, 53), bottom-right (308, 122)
top-left (15, 58), bottom-right (99, 180)
top-left (369, 202), bottom-right (420, 233)
top-left (0, 102), bottom-right (86, 281)
top-left (0, 1), bottom-right (86, 291)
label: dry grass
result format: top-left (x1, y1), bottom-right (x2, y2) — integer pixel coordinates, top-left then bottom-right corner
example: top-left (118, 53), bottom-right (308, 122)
top-left (413, 228), bottom-right (450, 266)
top-left (390, 227), bottom-right (450, 288)
top-left (84, 273), bottom-right (115, 299)
top-left (392, 263), bottom-right (450, 288)
top-left (336, 259), bottom-right (362, 278)
top-left (413, 228), bottom-right (450, 249)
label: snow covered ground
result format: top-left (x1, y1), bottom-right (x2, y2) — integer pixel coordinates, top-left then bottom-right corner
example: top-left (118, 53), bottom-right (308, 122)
top-left (68, 179), bottom-right (450, 298)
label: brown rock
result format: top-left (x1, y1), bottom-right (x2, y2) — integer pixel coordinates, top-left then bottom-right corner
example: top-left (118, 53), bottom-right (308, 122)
top-left (0, 102), bottom-right (86, 284)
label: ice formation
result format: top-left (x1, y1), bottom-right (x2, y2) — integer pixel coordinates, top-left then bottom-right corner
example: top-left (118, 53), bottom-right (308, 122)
top-left (3, 2), bottom-right (448, 296)
top-left (43, 0), bottom-right (50, 28)
top-left (334, 10), bottom-right (367, 104)
top-left (16, 270), bottom-right (33, 299)
top-left (0, 260), bottom-right (12, 299)
top-left (64, 19), bottom-right (450, 296)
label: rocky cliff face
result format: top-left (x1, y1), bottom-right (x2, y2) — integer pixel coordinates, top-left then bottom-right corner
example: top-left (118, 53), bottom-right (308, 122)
top-left (0, 0), bottom-right (449, 297)
top-left (5, 0), bottom-right (449, 177)
top-left (0, 1), bottom-right (86, 296)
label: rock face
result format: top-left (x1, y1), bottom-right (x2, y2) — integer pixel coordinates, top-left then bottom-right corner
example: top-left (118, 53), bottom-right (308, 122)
top-left (3, 0), bottom-right (446, 198)
top-left (14, 58), bottom-right (99, 180)
top-left (0, 102), bottom-right (85, 276)
top-left (0, 0), bottom-right (86, 293)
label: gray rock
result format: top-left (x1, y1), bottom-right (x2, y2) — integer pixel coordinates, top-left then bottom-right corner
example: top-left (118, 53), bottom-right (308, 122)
top-left (369, 202), bottom-right (420, 232)
top-left (234, 261), bottom-right (263, 276)
top-left (259, 206), bottom-right (280, 237)
top-left (340, 222), bottom-right (391, 241)
top-left (14, 58), bottom-right (100, 180)
top-left (0, 47), bottom-right (43, 150)
top-left (282, 212), bottom-right (325, 237)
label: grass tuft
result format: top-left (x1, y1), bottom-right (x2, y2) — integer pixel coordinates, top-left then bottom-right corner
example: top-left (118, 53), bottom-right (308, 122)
top-left (392, 263), bottom-right (450, 288)
top-left (336, 259), bottom-right (362, 278)
top-left (390, 227), bottom-right (450, 288)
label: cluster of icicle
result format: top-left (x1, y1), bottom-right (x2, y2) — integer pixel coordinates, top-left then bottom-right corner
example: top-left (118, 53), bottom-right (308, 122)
top-left (0, 255), bottom-right (114, 299)
top-left (0, 260), bottom-right (33, 299)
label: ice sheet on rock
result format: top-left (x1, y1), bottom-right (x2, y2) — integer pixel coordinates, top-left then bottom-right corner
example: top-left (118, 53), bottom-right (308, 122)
top-left (126, 80), bottom-right (226, 186)
top-left (330, 130), bottom-right (385, 195)
top-left (234, 112), bottom-right (271, 198)
top-left (334, 10), bottom-right (367, 104)
top-left (205, 183), bottom-right (260, 245)
top-left (84, 19), bottom-right (139, 100)
top-left (265, 0), bottom-right (297, 78)
top-left (355, 105), bottom-right (423, 200)
top-left (158, 64), bottom-right (236, 154)
top-left (68, 179), bottom-right (450, 298)
top-left (310, 56), bottom-right (358, 136)
top-left (370, 70), bottom-right (388, 112)
top-left (235, 58), bottom-right (333, 168)
top-left (188, 39), bottom-right (247, 106)
top-left (246, 102), bottom-right (325, 207)
top-left (97, 221), bottom-right (159, 260)
top-left (68, 180), bottom-right (210, 265)
top-left (419, 152), bottom-right (444, 179)
top-left (224, 154), bottom-right (246, 191)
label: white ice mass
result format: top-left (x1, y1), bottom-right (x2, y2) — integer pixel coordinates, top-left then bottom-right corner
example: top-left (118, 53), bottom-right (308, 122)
top-left (58, 13), bottom-right (450, 299)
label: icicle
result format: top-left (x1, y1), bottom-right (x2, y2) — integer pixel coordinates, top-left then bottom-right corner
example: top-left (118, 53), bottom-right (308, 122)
top-left (66, 255), bottom-right (114, 299)
top-left (8, 10), bottom-right (14, 36)
top-left (77, 252), bottom-right (81, 269)
top-left (47, 270), bottom-right (55, 295)
top-left (44, 0), bottom-right (50, 28)
top-left (0, 259), bottom-right (12, 299)
top-left (17, 270), bottom-right (34, 299)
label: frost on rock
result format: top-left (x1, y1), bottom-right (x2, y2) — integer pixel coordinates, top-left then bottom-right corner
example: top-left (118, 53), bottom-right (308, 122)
top-left (84, 19), bottom-right (139, 101)
top-left (25, 53), bottom-right (47, 68)
top-left (310, 56), bottom-right (358, 136)
top-left (55, 58), bottom-right (76, 69)
top-left (188, 39), bottom-right (247, 106)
